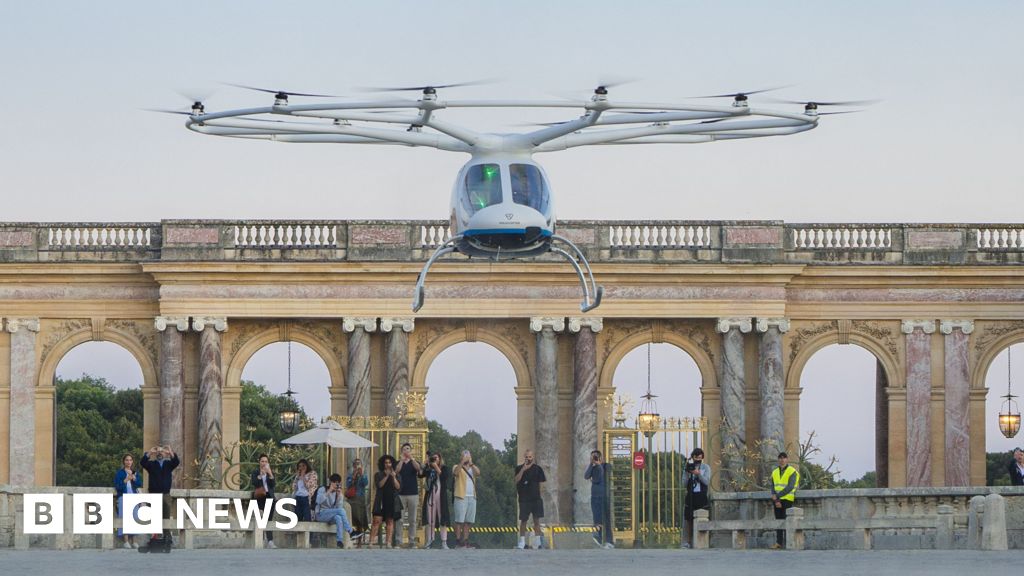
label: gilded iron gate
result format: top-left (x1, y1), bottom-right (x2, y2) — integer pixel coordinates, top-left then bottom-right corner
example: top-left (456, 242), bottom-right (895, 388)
top-left (602, 398), bottom-right (706, 547)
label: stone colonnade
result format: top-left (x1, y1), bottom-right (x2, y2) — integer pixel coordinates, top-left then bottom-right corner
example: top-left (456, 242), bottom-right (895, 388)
top-left (0, 313), bottom-right (1004, 519)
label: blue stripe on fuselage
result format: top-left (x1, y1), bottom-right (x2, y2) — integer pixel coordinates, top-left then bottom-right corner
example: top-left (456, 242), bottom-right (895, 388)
top-left (463, 228), bottom-right (553, 237)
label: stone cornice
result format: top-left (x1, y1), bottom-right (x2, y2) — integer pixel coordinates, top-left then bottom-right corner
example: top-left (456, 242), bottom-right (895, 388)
top-left (567, 317), bottom-right (603, 333)
top-left (716, 317), bottom-right (753, 334)
top-left (901, 319), bottom-right (937, 334)
top-left (191, 316), bottom-right (228, 332)
top-left (4, 317), bottom-right (40, 333)
top-left (380, 317), bottom-right (415, 333)
top-left (530, 316), bottom-right (566, 333)
top-left (939, 320), bottom-right (975, 335)
top-left (755, 317), bottom-right (790, 333)
top-left (154, 316), bottom-right (189, 332)
top-left (342, 317), bottom-right (378, 333)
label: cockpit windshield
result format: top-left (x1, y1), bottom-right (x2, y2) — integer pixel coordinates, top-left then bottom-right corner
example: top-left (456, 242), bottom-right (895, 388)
top-left (461, 163), bottom-right (503, 215)
top-left (510, 164), bottom-right (550, 214)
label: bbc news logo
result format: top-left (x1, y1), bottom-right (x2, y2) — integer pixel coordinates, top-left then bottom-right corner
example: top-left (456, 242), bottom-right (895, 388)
top-left (23, 494), bottom-right (299, 534)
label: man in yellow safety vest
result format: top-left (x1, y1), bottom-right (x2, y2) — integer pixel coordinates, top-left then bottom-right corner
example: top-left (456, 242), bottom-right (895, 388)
top-left (770, 452), bottom-right (799, 549)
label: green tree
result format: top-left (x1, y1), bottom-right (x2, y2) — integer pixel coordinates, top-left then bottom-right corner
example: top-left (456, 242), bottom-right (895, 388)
top-left (239, 379), bottom-right (308, 445)
top-left (987, 450), bottom-right (1014, 486)
top-left (837, 470), bottom-right (877, 488)
top-left (55, 375), bottom-right (142, 487)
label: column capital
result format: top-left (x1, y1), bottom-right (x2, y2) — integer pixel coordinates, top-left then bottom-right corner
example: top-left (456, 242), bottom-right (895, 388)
top-left (901, 319), bottom-right (936, 334)
top-left (530, 316), bottom-right (566, 333)
top-left (380, 317), bottom-right (415, 333)
top-left (154, 316), bottom-right (190, 332)
top-left (716, 317), bottom-right (753, 334)
top-left (567, 317), bottom-right (603, 333)
top-left (755, 317), bottom-right (790, 333)
top-left (939, 320), bottom-right (974, 335)
top-left (4, 317), bottom-right (40, 333)
top-left (192, 316), bottom-right (228, 332)
top-left (343, 317), bottom-right (378, 333)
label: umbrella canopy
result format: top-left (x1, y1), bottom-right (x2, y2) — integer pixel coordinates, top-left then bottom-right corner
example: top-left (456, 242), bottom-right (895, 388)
top-left (281, 420), bottom-right (377, 449)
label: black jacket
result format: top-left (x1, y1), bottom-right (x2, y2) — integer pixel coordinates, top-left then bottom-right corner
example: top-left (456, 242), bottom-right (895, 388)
top-left (140, 454), bottom-right (180, 494)
top-left (1009, 460), bottom-right (1024, 486)
top-left (251, 470), bottom-right (276, 499)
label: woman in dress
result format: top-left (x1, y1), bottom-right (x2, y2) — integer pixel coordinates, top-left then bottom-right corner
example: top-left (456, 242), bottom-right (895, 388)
top-left (368, 454), bottom-right (400, 548)
top-left (291, 458), bottom-right (318, 522)
top-left (420, 451), bottom-right (451, 549)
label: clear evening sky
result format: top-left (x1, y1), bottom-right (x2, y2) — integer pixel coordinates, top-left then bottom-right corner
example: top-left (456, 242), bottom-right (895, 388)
top-left (4, 1), bottom-right (1021, 479)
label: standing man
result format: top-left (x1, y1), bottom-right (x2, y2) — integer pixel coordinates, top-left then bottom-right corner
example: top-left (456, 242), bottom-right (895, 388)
top-left (514, 449), bottom-right (547, 550)
top-left (139, 445), bottom-right (179, 550)
top-left (1009, 448), bottom-right (1024, 486)
top-left (769, 451), bottom-right (799, 550)
top-left (584, 450), bottom-right (613, 549)
top-left (682, 448), bottom-right (711, 549)
top-left (394, 442), bottom-right (422, 547)
top-left (452, 449), bottom-right (481, 549)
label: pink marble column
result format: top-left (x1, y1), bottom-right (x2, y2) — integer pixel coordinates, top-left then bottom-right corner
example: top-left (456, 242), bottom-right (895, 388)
top-left (344, 317), bottom-right (377, 418)
top-left (941, 320), bottom-right (973, 486)
top-left (717, 317), bottom-right (752, 489)
top-left (155, 316), bottom-right (189, 487)
top-left (757, 318), bottom-right (789, 465)
top-left (569, 316), bottom-right (602, 525)
top-left (381, 317), bottom-right (415, 420)
top-left (902, 319), bottom-right (935, 487)
top-left (193, 316), bottom-right (227, 488)
top-left (6, 318), bottom-right (40, 487)
top-left (531, 316), bottom-right (565, 524)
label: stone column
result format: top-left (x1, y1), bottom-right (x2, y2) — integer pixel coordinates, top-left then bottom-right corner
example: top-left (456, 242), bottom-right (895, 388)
top-left (344, 317), bottom-right (377, 418)
top-left (941, 320), bottom-right (973, 486)
top-left (568, 316), bottom-right (602, 525)
top-left (716, 317), bottom-right (752, 488)
top-left (902, 319), bottom-right (935, 487)
top-left (756, 318), bottom-right (789, 463)
top-left (155, 316), bottom-right (188, 487)
top-left (7, 318), bottom-right (40, 487)
top-left (875, 360), bottom-right (890, 487)
top-left (193, 316), bottom-right (227, 488)
top-left (531, 316), bottom-right (565, 524)
top-left (381, 317), bottom-right (415, 420)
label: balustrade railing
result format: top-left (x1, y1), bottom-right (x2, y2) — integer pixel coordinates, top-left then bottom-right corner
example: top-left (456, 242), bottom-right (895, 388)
top-left (232, 222), bottom-right (338, 248)
top-left (976, 227), bottom-right (1024, 249)
top-left (791, 226), bottom-right (893, 249)
top-left (608, 224), bottom-right (713, 248)
top-left (46, 224), bottom-right (155, 248)
top-left (418, 223), bottom-right (452, 248)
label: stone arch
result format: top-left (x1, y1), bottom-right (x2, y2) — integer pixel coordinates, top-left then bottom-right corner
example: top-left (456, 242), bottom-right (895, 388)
top-left (970, 329), bottom-right (1024, 392)
top-left (411, 327), bottom-right (530, 392)
top-left (599, 329), bottom-right (716, 392)
top-left (224, 327), bottom-right (344, 392)
top-left (786, 330), bottom-right (901, 392)
top-left (35, 322), bottom-right (159, 486)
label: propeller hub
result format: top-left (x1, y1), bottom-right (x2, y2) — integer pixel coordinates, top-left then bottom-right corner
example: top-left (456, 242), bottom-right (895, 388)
top-left (806, 102), bottom-right (818, 110)
top-left (594, 86), bottom-right (608, 96)
top-left (274, 92), bottom-right (289, 105)
top-left (191, 102), bottom-right (204, 114)
top-left (423, 86), bottom-right (437, 95)
top-left (732, 93), bottom-right (749, 108)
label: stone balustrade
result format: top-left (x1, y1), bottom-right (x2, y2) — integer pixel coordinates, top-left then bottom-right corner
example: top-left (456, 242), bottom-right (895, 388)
top-left (706, 486), bottom-right (1024, 550)
top-left (1, 220), bottom-right (1021, 264)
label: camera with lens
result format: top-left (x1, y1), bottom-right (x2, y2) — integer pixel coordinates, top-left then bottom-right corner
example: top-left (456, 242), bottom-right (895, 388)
top-left (685, 459), bottom-right (697, 473)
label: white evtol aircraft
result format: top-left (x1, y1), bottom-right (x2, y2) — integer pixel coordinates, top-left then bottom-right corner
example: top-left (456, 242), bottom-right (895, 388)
top-left (166, 82), bottom-right (867, 312)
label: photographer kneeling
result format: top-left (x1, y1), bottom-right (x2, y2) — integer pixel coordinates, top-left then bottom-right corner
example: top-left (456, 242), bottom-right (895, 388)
top-left (682, 448), bottom-right (710, 549)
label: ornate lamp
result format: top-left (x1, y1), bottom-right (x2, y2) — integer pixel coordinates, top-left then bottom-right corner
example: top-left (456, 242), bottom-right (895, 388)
top-left (279, 341), bottom-right (301, 434)
top-left (998, 346), bottom-right (1020, 439)
top-left (635, 342), bottom-right (660, 548)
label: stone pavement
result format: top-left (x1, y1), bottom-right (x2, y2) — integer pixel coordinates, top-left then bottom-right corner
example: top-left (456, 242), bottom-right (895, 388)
top-left (0, 549), bottom-right (1020, 576)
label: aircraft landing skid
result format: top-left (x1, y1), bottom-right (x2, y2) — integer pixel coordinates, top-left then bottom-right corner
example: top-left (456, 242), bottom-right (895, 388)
top-left (412, 234), bottom-right (603, 313)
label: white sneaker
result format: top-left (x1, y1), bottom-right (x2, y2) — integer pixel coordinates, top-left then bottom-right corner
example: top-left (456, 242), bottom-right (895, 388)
top-left (604, 542), bottom-right (615, 549)
top-left (266, 540), bottom-right (276, 549)
top-left (441, 542), bottom-right (450, 550)
top-left (122, 542), bottom-right (131, 549)
top-left (515, 537), bottom-right (526, 550)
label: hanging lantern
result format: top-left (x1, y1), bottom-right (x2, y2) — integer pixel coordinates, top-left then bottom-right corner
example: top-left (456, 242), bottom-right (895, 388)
top-left (279, 341), bottom-right (301, 434)
top-left (998, 346), bottom-right (1020, 439)
top-left (636, 343), bottom-right (661, 437)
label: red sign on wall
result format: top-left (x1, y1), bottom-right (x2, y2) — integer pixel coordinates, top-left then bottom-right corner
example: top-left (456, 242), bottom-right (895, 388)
top-left (632, 451), bottom-right (646, 469)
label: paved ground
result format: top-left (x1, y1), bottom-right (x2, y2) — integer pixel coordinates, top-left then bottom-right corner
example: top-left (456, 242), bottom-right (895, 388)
top-left (0, 549), bottom-right (1020, 576)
